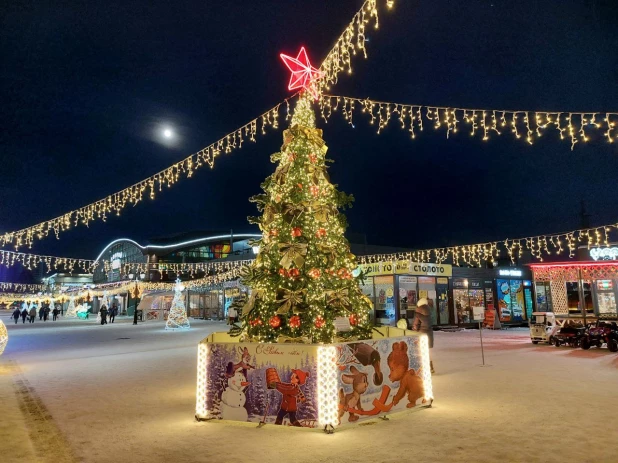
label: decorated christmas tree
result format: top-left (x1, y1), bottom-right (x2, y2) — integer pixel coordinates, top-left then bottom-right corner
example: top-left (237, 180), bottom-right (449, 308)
top-left (235, 87), bottom-right (373, 344)
top-left (165, 278), bottom-right (190, 330)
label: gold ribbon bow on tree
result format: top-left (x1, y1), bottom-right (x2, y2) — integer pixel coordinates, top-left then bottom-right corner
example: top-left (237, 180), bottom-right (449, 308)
top-left (305, 163), bottom-right (328, 184)
top-left (306, 202), bottom-right (334, 223)
top-left (241, 289), bottom-right (263, 316)
top-left (316, 243), bottom-right (337, 264)
top-left (272, 163), bottom-right (291, 185)
top-left (325, 288), bottom-right (352, 312)
top-left (239, 266), bottom-right (268, 286)
top-left (279, 242), bottom-right (308, 269)
top-left (276, 288), bottom-right (307, 315)
top-left (282, 125), bottom-right (328, 155)
top-left (281, 202), bottom-right (304, 223)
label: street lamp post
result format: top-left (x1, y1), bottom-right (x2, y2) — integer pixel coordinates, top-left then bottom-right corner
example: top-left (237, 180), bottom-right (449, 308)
top-left (130, 273), bottom-right (146, 325)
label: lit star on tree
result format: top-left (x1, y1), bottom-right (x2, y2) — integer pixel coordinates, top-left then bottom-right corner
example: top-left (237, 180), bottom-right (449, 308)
top-left (280, 47), bottom-right (324, 99)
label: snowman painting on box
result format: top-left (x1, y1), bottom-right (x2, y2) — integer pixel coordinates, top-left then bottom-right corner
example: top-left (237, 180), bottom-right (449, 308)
top-left (220, 362), bottom-right (250, 421)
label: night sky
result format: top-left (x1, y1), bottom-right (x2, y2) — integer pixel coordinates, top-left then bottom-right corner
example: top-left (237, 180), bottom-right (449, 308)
top-left (1, 0), bottom-right (618, 265)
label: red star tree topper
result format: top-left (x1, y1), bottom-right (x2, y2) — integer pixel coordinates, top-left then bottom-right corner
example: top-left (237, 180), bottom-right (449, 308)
top-left (280, 47), bottom-right (324, 99)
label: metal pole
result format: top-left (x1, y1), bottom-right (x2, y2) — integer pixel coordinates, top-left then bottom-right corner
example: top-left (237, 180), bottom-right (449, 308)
top-left (479, 321), bottom-right (485, 366)
top-left (578, 269), bottom-right (587, 326)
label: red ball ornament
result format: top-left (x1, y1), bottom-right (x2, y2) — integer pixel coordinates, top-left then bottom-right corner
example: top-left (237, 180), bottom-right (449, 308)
top-left (278, 268), bottom-right (287, 277)
top-left (310, 185), bottom-right (320, 197)
top-left (314, 316), bottom-right (325, 329)
top-left (308, 153), bottom-right (317, 164)
top-left (269, 316), bottom-right (281, 328)
top-left (308, 268), bottom-right (321, 279)
top-left (288, 268), bottom-right (300, 279)
top-left (316, 228), bottom-right (326, 238)
top-left (291, 227), bottom-right (302, 238)
top-left (349, 314), bottom-right (358, 326)
top-left (289, 315), bottom-right (301, 328)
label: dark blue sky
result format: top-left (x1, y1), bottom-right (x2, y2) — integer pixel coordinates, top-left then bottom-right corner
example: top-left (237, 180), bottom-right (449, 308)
top-left (1, 0), bottom-right (617, 262)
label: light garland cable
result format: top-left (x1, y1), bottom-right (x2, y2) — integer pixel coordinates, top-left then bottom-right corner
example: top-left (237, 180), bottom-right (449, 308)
top-left (357, 223), bottom-right (618, 268)
top-left (0, 1), bottom-right (393, 252)
top-left (317, 0), bottom-right (394, 94)
top-left (0, 282), bottom-right (46, 292)
top-left (0, 101), bottom-right (292, 251)
top-left (113, 258), bottom-right (253, 277)
top-left (319, 95), bottom-right (617, 150)
top-left (0, 249), bottom-right (96, 273)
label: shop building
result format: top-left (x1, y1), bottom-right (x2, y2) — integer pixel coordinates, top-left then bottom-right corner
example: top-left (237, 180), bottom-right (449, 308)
top-left (357, 261), bottom-right (533, 327)
top-left (529, 245), bottom-right (618, 320)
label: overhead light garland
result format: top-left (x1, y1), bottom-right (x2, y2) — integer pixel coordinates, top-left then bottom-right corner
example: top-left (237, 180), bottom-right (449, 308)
top-left (0, 249), bottom-right (96, 273)
top-left (0, 101), bottom-right (291, 251)
top-left (0, 1), bottom-right (394, 252)
top-left (317, 0), bottom-right (394, 94)
top-left (358, 223), bottom-right (617, 268)
top-left (0, 282), bottom-right (46, 292)
top-left (112, 258), bottom-right (253, 278)
top-left (319, 95), bottom-right (617, 150)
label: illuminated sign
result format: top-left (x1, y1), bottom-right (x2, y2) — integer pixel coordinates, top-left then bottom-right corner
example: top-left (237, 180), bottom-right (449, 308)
top-left (357, 261), bottom-right (453, 277)
top-left (498, 269), bottom-right (522, 277)
top-left (590, 247), bottom-right (618, 261)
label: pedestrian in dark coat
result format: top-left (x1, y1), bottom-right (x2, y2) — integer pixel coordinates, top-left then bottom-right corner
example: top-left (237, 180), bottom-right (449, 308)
top-left (13, 308), bottom-right (21, 324)
top-left (44, 306), bottom-right (50, 321)
top-left (21, 308), bottom-right (28, 323)
top-left (39, 306), bottom-right (44, 320)
top-left (413, 298), bottom-right (435, 374)
top-left (29, 307), bottom-right (37, 323)
top-left (52, 307), bottom-right (60, 321)
top-left (109, 304), bottom-right (117, 323)
top-left (100, 305), bottom-right (108, 325)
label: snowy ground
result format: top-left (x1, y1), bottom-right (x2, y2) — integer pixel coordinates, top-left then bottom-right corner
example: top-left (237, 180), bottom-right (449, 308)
top-left (1, 312), bottom-right (618, 463)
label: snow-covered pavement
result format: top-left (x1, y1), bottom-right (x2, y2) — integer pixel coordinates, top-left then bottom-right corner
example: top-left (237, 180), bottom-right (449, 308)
top-left (1, 313), bottom-right (617, 463)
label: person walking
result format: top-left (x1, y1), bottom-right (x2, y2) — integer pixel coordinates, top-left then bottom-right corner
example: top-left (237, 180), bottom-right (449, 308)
top-left (109, 304), bottom-right (117, 323)
top-left (39, 305), bottom-right (45, 321)
top-left (21, 307), bottom-right (28, 323)
top-left (227, 305), bottom-right (237, 325)
top-left (100, 305), bottom-right (108, 325)
top-left (29, 306), bottom-right (37, 323)
top-left (13, 307), bottom-right (21, 324)
top-left (52, 306), bottom-right (60, 321)
top-left (413, 298), bottom-right (435, 374)
top-left (44, 305), bottom-right (50, 322)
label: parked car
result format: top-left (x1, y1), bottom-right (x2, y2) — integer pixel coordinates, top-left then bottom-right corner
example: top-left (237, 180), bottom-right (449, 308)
top-left (553, 321), bottom-right (587, 348)
top-left (581, 321), bottom-right (618, 352)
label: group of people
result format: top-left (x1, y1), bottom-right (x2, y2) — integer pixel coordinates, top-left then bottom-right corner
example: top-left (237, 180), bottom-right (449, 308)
top-left (99, 304), bottom-right (118, 325)
top-left (12, 304), bottom-right (61, 324)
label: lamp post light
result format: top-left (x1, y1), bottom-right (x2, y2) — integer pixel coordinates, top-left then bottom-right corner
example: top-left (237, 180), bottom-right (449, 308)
top-left (130, 272), bottom-right (146, 325)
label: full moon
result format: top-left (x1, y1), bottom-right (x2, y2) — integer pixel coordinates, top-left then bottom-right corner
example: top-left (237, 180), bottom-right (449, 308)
top-left (163, 128), bottom-right (173, 138)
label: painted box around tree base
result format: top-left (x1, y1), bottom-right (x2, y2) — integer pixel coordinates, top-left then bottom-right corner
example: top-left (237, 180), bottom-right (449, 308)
top-left (195, 327), bottom-right (433, 429)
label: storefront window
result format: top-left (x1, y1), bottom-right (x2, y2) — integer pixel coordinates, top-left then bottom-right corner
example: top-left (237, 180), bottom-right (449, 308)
top-left (360, 278), bottom-right (376, 324)
top-left (374, 276), bottom-right (395, 326)
top-left (398, 276), bottom-right (417, 324)
top-left (566, 281), bottom-right (593, 314)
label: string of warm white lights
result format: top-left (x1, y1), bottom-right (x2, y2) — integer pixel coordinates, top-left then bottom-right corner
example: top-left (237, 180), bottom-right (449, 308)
top-left (317, 0), bottom-right (394, 94)
top-left (111, 259), bottom-right (253, 278)
top-left (0, 282), bottom-right (46, 292)
top-left (1, 1), bottom-right (394, 251)
top-left (0, 101), bottom-right (291, 251)
top-left (0, 249), bottom-right (96, 273)
top-left (358, 223), bottom-right (618, 268)
top-left (319, 95), bottom-right (617, 150)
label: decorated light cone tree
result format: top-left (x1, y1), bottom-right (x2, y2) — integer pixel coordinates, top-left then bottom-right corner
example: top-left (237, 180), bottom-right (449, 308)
top-left (166, 278), bottom-right (191, 330)
top-left (234, 49), bottom-right (373, 343)
top-left (65, 296), bottom-right (78, 318)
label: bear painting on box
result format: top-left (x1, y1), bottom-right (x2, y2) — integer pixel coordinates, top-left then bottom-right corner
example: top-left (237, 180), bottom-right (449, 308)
top-left (336, 337), bottom-right (428, 424)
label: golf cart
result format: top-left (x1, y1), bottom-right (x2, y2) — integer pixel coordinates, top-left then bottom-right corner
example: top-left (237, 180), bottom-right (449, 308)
top-left (529, 312), bottom-right (559, 344)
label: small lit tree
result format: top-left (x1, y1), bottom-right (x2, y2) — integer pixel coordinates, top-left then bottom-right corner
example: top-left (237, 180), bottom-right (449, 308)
top-left (165, 279), bottom-right (190, 330)
top-left (65, 296), bottom-right (78, 318)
